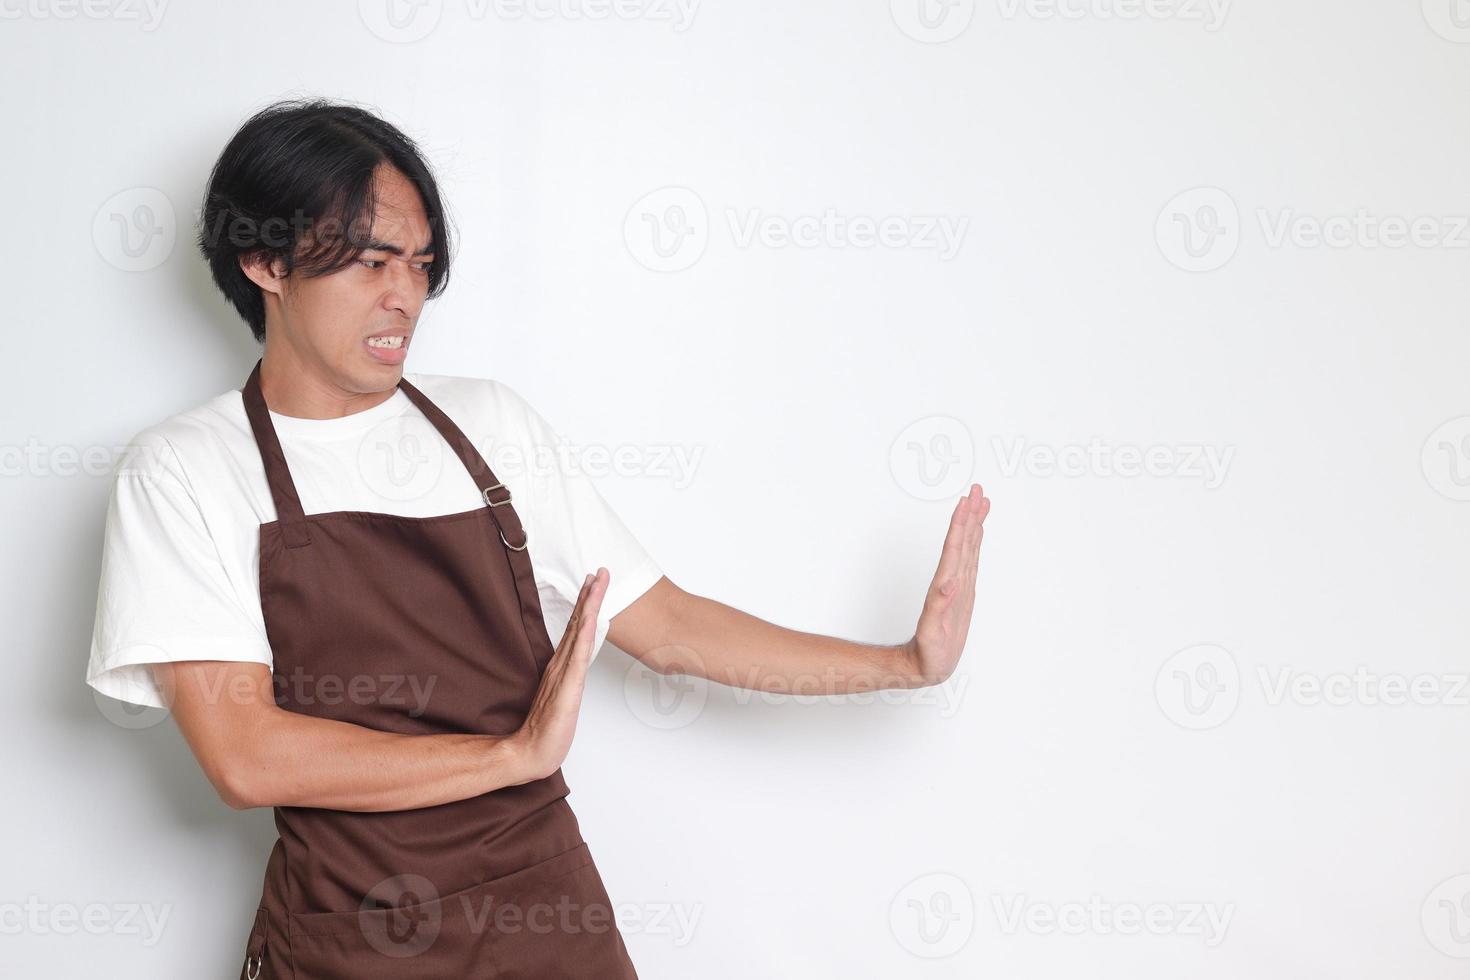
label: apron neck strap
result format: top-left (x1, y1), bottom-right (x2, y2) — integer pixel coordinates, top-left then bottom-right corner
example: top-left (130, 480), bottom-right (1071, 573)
top-left (240, 358), bottom-right (529, 553)
top-left (240, 358), bottom-right (312, 548)
top-left (398, 377), bottom-right (529, 552)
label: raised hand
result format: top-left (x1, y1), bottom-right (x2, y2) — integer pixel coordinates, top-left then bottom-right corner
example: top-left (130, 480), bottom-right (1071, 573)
top-left (901, 484), bottom-right (989, 686)
top-left (508, 567), bottom-right (608, 782)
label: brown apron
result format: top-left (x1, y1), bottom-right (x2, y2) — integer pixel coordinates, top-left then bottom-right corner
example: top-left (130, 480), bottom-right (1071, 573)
top-left (233, 359), bottom-right (639, 979)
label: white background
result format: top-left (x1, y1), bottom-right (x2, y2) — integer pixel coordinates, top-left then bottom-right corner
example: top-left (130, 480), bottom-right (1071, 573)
top-left (4, 1), bottom-right (1469, 977)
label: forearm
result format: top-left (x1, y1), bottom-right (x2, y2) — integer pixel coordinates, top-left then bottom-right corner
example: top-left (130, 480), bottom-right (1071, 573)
top-left (230, 708), bottom-right (534, 812)
top-left (647, 591), bottom-right (920, 694)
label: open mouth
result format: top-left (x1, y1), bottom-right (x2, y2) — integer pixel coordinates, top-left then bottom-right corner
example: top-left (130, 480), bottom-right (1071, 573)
top-left (364, 332), bottom-right (411, 364)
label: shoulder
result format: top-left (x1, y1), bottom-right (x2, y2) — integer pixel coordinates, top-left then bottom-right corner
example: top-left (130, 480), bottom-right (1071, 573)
top-left (114, 388), bottom-right (251, 490)
top-left (401, 370), bottom-right (534, 412)
top-left (402, 371), bottom-right (557, 441)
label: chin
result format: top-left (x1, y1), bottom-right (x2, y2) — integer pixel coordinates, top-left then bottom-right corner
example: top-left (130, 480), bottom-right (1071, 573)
top-left (337, 356), bottom-right (403, 393)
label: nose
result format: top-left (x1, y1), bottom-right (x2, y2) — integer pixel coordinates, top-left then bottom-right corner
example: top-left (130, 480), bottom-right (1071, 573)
top-left (382, 257), bottom-right (425, 319)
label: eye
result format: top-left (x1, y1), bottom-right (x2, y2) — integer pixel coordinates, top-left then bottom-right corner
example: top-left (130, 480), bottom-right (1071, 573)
top-left (414, 261), bottom-right (433, 273)
top-left (359, 258), bottom-right (385, 270)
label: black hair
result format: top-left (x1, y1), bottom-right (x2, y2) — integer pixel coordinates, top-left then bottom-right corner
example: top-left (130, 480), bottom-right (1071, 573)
top-left (196, 97), bottom-right (454, 342)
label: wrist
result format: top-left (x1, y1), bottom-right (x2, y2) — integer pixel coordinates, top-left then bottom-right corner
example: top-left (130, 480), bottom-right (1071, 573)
top-left (888, 637), bottom-right (922, 689)
top-left (483, 732), bottom-right (537, 790)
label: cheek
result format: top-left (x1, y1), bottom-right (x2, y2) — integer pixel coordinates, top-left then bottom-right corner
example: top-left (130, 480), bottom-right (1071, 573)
top-left (310, 280), bottom-right (378, 340)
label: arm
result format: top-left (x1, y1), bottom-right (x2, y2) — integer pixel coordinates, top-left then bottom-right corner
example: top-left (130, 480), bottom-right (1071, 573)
top-left (608, 485), bottom-right (990, 694)
top-left (155, 570), bottom-right (610, 812)
top-left (152, 659), bottom-right (527, 811)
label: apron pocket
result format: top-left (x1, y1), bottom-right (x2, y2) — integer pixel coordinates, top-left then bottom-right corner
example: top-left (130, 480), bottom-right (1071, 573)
top-left (286, 841), bottom-right (605, 979)
top-left (482, 855), bottom-right (640, 980)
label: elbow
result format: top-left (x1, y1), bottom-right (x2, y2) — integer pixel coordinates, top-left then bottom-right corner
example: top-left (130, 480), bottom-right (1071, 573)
top-left (219, 784), bottom-right (254, 811)
top-left (213, 758), bottom-right (264, 811)
top-left (636, 645), bottom-right (696, 678)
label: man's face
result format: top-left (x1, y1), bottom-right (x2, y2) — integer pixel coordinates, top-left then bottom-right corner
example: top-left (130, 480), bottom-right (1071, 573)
top-left (248, 163), bottom-right (434, 395)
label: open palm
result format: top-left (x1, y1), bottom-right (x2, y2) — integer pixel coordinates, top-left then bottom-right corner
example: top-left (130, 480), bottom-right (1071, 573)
top-left (903, 483), bottom-right (990, 685)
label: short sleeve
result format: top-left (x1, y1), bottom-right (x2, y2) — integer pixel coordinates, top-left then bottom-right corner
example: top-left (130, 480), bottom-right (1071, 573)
top-left (500, 388), bottom-right (664, 662)
top-left (86, 435), bottom-right (273, 709)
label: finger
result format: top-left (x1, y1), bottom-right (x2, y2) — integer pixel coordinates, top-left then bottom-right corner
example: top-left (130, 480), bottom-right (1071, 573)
top-left (570, 571), bottom-right (603, 639)
top-left (940, 484), bottom-right (988, 591)
top-left (948, 487), bottom-right (980, 598)
top-left (575, 570), bottom-right (608, 653)
top-left (931, 492), bottom-right (971, 588)
top-left (535, 575), bottom-right (597, 717)
top-left (530, 576), bottom-right (601, 726)
top-left (966, 503), bottom-right (987, 587)
top-left (971, 490), bottom-right (989, 548)
top-left (551, 574), bottom-right (595, 683)
top-left (558, 573), bottom-right (607, 690)
top-left (569, 571), bottom-right (594, 629)
top-left (963, 486), bottom-right (987, 564)
top-left (554, 570), bottom-right (608, 680)
top-left (960, 482), bottom-right (976, 536)
top-left (564, 571), bottom-right (600, 646)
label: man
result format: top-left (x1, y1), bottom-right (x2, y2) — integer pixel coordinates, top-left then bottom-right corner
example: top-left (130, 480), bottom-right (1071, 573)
top-left (85, 98), bottom-right (989, 978)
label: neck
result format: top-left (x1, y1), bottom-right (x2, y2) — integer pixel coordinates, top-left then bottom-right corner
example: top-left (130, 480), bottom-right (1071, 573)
top-left (257, 335), bottom-right (400, 420)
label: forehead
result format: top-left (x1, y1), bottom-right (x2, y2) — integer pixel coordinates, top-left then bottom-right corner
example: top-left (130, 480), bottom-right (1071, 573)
top-left (366, 165), bottom-right (430, 243)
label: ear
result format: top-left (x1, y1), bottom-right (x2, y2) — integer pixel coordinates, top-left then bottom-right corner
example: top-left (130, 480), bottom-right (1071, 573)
top-left (238, 251), bottom-right (288, 298)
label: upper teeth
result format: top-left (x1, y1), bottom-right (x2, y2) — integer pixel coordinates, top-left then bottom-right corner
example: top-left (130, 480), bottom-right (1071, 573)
top-left (368, 336), bottom-right (404, 348)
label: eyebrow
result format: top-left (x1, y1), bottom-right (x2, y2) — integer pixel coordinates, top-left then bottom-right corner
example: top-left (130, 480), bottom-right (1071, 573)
top-left (359, 239), bottom-right (435, 258)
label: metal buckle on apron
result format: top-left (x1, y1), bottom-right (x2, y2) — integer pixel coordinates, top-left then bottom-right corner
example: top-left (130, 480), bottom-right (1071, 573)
top-left (481, 482), bottom-right (513, 507)
top-left (482, 483), bottom-right (529, 552)
top-left (244, 906), bottom-right (267, 978)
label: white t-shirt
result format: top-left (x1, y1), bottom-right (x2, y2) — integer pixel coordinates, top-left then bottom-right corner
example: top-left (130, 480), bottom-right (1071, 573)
top-left (86, 370), bottom-right (664, 710)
